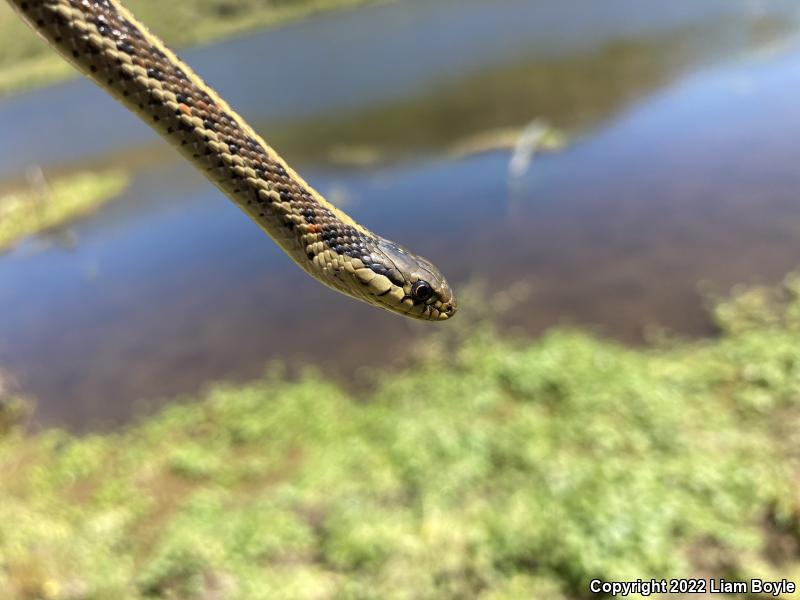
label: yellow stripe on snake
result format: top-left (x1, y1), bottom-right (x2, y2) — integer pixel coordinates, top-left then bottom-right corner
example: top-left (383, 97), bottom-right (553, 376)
top-left (8, 0), bottom-right (457, 320)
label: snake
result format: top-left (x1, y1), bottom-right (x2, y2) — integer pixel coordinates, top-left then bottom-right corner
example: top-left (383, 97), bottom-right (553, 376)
top-left (7, 0), bottom-right (457, 321)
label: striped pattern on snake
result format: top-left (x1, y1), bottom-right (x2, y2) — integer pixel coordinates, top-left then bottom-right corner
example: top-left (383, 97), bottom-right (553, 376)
top-left (8, 0), bottom-right (457, 320)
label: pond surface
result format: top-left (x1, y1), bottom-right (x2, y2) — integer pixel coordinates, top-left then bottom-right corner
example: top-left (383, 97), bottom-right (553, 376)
top-left (3, 0), bottom-right (800, 430)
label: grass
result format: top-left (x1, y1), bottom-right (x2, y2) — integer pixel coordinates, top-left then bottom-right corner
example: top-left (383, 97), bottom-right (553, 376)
top-left (0, 0), bottom-right (383, 97)
top-left (0, 169), bottom-right (129, 252)
top-left (2, 276), bottom-right (800, 598)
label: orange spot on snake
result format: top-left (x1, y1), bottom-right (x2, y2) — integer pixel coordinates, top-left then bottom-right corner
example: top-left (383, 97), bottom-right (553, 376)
top-left (178, 103), bottom-right (191, 115)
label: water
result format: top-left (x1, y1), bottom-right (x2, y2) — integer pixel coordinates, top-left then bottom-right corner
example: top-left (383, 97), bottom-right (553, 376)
top-left (3, 0), bottom-right (800, 430)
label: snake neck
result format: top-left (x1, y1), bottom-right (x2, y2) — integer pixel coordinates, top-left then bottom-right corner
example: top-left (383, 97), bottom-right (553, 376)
top-left (13, 0), bottom-right (365, 255)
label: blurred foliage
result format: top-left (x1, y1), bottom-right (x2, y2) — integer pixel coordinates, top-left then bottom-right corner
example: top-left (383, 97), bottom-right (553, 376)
top-left (0, 0), bottom-right (382, 96)
top-left (0, 368), bottom-right (30, 435)
top-left (2, 277), bottom-right (800, 598)
top-left (0, 169), bottom-right (128, 252)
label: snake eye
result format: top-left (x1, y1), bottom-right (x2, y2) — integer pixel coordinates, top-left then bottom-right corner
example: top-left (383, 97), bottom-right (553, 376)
top-left (411, 280), bottom-right (433, 302)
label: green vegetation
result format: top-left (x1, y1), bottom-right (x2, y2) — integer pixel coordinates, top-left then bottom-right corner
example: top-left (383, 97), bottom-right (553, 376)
top-left (3, 277), bottom-right (800, 598)
top-left (0, 0), bottom-right (382, 97)
top-left (0, 169), bottom-right (128, 252)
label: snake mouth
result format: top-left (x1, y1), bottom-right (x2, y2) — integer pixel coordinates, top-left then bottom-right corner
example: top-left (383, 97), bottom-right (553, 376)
top-left (437, 299), bottom-right (457, 320)
top-left (425, 281), bottom-right (457, 320)
top-left (398, 296), bottom-right (457, 321)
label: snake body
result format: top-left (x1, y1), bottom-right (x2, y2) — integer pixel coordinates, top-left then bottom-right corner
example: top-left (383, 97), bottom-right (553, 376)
top-left (8, 0), bottom-right (456, 320)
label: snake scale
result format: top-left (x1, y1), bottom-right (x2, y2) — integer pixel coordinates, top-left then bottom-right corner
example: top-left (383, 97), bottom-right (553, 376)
top-left (8, 0), bottom-right (457, 320)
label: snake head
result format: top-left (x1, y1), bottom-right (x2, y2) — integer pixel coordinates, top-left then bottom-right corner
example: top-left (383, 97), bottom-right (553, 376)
top-left (342, 237), bottom-right (457, 321)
